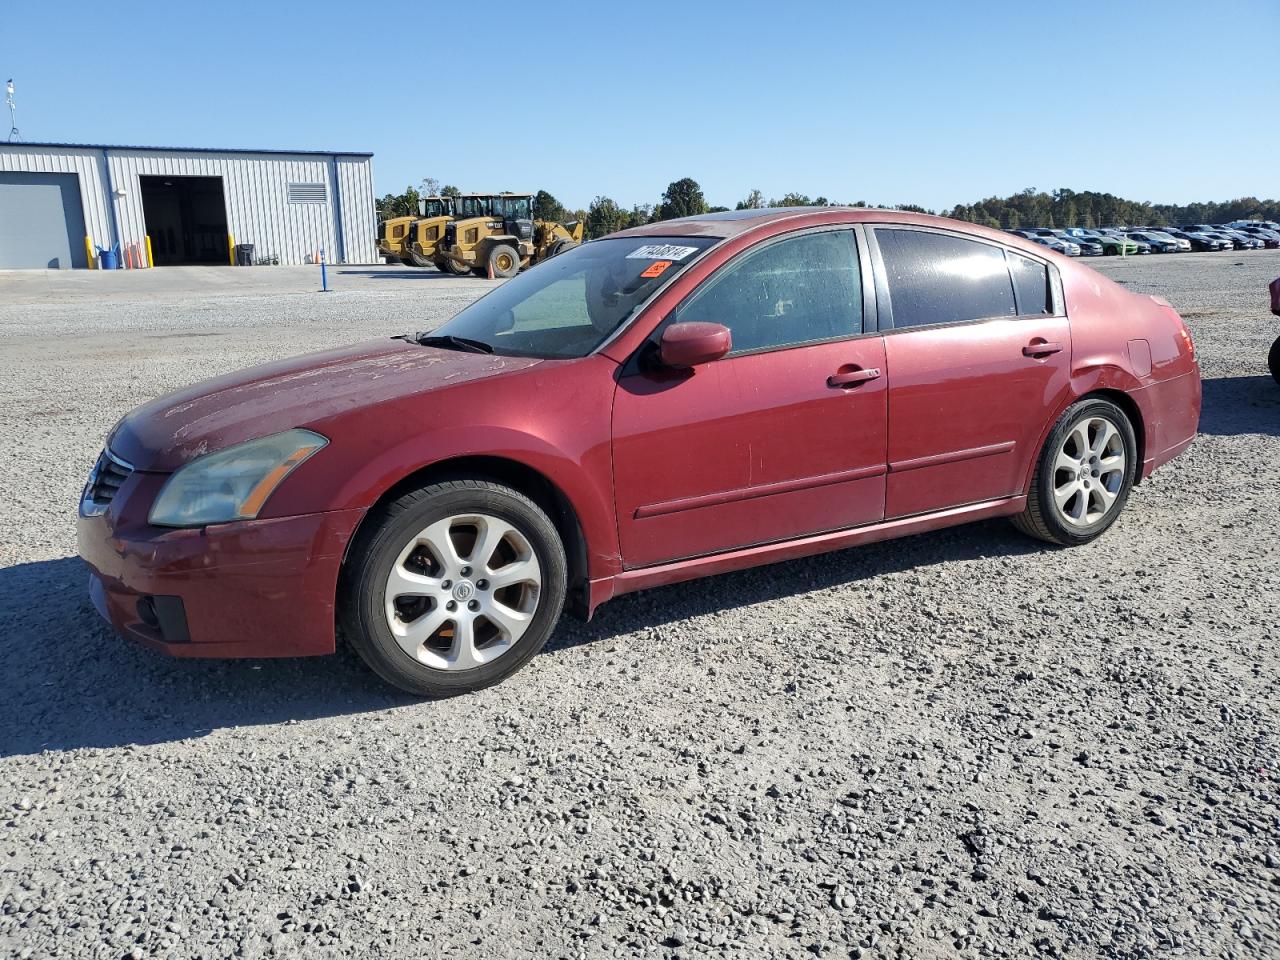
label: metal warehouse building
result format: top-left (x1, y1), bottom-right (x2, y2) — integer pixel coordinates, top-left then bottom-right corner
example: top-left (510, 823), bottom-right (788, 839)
top-left (0, 142), bottom-right (377, 269)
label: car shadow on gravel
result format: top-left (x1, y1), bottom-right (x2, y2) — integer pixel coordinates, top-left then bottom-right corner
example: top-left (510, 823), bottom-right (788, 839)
top-left (1198, 375), bottom-right (1280, 436)
top-left (548, 519), bottom-right (1047, 657)
top-left (0, 557), bottom-right (419, 758)
top-left (2, 522), bottom-right (1047, 757)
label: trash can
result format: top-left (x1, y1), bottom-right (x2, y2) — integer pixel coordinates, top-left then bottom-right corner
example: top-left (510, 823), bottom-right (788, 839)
top-left (235, 243), bottom-right (255, 266)
top-left (96, 244), bottom-right (120, 270)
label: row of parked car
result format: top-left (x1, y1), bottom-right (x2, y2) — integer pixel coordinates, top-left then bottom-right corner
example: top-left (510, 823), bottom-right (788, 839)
top-left (1008, 220), bottom-right (1280, 256)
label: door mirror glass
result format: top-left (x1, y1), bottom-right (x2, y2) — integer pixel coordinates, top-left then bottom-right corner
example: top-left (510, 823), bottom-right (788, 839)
top-left (659, 322), bottom-right (732, 368)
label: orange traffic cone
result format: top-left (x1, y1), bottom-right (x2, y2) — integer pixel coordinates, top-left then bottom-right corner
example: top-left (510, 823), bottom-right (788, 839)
top-left (486, 258), bottom-right (494, 280)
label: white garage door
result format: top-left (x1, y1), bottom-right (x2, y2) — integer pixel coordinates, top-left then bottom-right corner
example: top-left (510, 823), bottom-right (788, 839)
top-left (0, 172), bottom-right (89, 269)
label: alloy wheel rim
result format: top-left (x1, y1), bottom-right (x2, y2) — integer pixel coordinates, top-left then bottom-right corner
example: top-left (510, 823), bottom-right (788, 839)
top-left (1052, 416), bottom-right (1126, 527)
top-left (384, 513), bottom-right (541, 670)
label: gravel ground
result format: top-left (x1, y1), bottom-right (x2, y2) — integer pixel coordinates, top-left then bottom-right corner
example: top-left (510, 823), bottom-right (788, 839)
top-left (1, 254), bottom-right (1277, 959)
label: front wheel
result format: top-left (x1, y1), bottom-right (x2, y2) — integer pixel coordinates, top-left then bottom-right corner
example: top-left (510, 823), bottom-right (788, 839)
top-left (1269, 335), bottom-right (1280, 385)
top-left (487, 244), bottom-right (521, 278)
top-left (340, 479), bottom-right (567, 697)
top-left (1012, 398), bottom-right (1137, 546)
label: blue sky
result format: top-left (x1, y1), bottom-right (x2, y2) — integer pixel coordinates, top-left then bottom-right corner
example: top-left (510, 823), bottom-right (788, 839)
top-left (3, 1), bottom-right (1276, 212)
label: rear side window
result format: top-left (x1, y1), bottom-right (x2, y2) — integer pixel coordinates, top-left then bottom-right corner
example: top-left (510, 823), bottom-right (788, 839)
top-left (673, 230), bottom-right (862, 353)
top-left (876, 229), bottom-right (1015, 329)
top-left (1008, 252), bottom-right (1051, 315)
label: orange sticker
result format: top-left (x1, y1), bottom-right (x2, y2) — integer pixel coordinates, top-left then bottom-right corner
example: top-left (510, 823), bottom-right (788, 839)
top-left (640, 260), bottom-right (673, 278)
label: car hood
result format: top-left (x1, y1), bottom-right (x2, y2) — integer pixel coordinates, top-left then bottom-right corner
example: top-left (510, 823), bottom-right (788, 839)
top-left (110, 338), bottom-right (543, 471)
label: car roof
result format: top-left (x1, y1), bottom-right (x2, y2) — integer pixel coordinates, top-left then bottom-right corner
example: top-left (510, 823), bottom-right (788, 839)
top-left (613, 206), bottom-right (1048, 252)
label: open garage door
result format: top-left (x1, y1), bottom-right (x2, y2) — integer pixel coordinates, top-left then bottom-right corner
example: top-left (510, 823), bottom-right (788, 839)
top-left (140, 175), bottom-right (229, 265)
top-left (0, 172), bottom-right (88, 269)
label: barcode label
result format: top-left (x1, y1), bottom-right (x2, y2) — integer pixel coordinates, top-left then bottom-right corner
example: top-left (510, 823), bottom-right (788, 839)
top-left (626, 244), bottom-right (700, 261)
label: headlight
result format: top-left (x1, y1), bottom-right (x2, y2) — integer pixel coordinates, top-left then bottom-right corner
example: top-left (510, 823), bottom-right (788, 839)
top-left (149, 429), bottom-right (327, 528)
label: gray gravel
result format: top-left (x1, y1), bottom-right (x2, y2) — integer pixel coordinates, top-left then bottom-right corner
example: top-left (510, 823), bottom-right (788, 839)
top-left (1, 255), bottom-right (1278, 959)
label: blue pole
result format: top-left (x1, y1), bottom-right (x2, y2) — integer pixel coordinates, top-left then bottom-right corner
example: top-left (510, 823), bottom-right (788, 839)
top-left (320, 247), bottom-right (328, 292)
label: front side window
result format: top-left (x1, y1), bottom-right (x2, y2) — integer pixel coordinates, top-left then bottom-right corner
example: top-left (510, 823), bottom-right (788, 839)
top-left (430, 236), bottom-right (716, 358)
top-left (876, 228), bottom-right (1015, 329)
top-left (672, 230), bottom-right (862, 353)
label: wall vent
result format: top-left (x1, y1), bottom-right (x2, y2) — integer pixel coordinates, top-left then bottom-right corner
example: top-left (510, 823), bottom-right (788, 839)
top-left (288, 182), bottom-right (326, 204)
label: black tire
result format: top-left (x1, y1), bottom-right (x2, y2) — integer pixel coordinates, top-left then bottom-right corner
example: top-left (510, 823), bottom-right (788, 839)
top-left (407, 247), bottom-right (433, 268)
top-left (487, 243), bottom-right (521, 279)
top-left (339, 479), bottom-right (567, 697)
top-left (399, 257), bottom-right (415, 267)
top-left (547, 239), bottom-right (579, 259)
top-left (434, 257), bottom-right (470, 275)
top-left (1012, 397), bottom-right (1138, 546)
top-left (1269, 335), bottom-right (1280, 386)
top-left (383, 255), bottom-right (398, 265)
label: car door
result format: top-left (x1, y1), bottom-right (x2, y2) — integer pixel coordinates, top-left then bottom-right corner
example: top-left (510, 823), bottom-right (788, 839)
top-left (611, 227), bottom-right (888, 569)
top-left (868, 226), bottom-right (1072, 519)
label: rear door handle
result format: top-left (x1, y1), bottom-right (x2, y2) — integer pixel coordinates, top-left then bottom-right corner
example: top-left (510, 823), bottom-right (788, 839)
top-left (1023, 341), bottom-right (1063, 357)
top-left (828, 367), bottom-right (882, 388)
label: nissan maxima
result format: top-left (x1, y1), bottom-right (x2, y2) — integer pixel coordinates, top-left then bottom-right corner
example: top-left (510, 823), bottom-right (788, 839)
top-left (79, 209), bottom-right (1201, 696)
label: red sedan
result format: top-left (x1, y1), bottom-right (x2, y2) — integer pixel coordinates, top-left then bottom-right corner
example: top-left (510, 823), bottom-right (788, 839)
top-left (78, 209), bottom-right (1201, 696)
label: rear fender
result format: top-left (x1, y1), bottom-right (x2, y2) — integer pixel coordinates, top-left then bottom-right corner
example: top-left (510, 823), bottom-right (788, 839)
top-left (1020, 362), bottom-right (1152, 494)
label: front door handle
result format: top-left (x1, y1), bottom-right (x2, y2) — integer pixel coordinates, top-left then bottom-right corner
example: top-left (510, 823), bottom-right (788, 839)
top-left (828, 367), bottom-right (882, 388)
top-left (1023, 340), bottom-right (1063, 358)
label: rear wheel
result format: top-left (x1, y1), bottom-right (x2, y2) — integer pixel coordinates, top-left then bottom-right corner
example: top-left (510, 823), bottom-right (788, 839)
top-left (1269, 335), bottom-right (1280, 385)
top-left (487, 244), bottom-right (521, 279)
top-left (340, 479), bottom-right (567, 697)
top-left (399, 257), bottom-right (414, 267)
top-left (407, 246), bottom-right (433, 267)
top-left (1013, 398), bottom-right (1137, 546)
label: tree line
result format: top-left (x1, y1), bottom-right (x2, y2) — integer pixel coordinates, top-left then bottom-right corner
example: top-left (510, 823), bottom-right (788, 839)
top-left (377, 178), bottom-right (1280, 237)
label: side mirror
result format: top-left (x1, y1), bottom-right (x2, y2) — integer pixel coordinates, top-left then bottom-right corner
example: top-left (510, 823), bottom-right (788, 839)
top-left (658, 322), bottom-right (732, 369)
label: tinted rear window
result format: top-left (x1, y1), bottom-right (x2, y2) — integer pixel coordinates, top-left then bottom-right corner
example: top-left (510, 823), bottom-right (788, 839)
top-left (877, 229), bottom-right (1016, 329)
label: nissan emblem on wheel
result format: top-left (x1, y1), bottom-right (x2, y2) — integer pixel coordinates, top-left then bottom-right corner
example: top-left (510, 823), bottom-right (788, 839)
top-left (77, 209), bottom-right (1202, 697)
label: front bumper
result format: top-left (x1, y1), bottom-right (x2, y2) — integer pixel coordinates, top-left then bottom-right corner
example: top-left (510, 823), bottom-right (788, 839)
top-left (78, 506), bottom-right (365, 658)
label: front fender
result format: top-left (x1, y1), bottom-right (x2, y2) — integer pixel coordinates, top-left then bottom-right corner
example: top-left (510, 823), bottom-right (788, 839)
top-left (260, 356), bottom-right (623, 580)
top-left (326, 425), bottom-right (620, 577)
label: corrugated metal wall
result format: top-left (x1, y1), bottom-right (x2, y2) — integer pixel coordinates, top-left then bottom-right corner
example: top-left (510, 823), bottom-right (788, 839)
top-left (0, 144), bottom-right (377, 265)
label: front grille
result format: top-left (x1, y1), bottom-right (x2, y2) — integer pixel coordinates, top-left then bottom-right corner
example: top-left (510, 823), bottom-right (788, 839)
top-left (82, 449), bottom-right (134, 516)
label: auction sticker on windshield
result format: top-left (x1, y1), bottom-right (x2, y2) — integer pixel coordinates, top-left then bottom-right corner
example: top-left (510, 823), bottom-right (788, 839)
top-left (625, 244), bottom-right (701, 261)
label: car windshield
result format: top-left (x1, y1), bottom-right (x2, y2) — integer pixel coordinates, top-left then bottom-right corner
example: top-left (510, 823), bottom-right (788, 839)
top-left (425, 236), bottom-right (718, 359)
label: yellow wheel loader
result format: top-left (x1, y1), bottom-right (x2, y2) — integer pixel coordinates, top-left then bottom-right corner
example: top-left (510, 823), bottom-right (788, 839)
top-left (436, 193), bottom-right (585, 278)
top-left (377, 215), bottom-right (417, 265)
top-left (403, 196), bottom-right (468, 273)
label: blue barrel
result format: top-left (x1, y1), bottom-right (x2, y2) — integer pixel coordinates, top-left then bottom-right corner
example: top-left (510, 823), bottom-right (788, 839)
top-left (96, 245), bottom-right (120, 270)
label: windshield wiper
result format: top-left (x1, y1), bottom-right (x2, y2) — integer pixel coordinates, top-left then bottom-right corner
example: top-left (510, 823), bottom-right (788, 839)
top-left (415, 334), bottom-right (494, 354)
